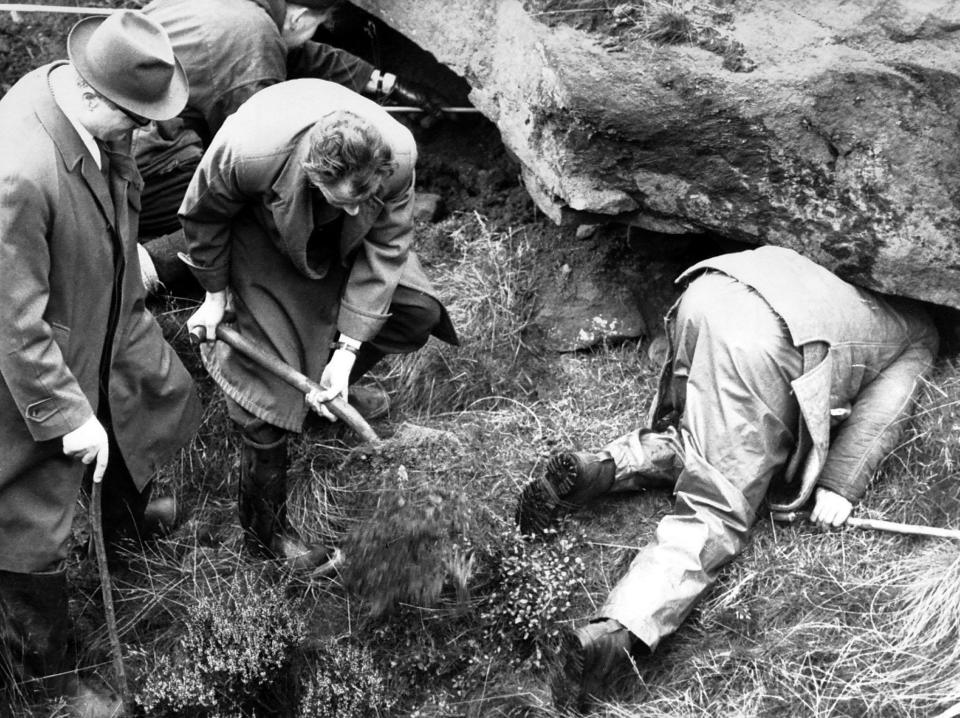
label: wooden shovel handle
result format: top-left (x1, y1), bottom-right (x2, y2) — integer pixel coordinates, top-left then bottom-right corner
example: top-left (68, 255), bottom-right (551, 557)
top-left (201, 324), bottom-right (381, 445)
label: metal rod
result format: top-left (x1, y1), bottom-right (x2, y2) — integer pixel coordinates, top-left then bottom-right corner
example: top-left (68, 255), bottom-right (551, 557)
top-left (770, 511), bottom-right (960, 540)
top-left (0, 4), bottom-right (116, 14)
top-left (384, 106), bottom-right (481, 114)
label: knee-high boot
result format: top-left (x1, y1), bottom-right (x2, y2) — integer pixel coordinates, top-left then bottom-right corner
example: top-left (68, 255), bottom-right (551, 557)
top-left (0, 569), bottom-right (71, 703)
top-left (237, 437), bottom-right (343, 571)
top-left (0, 570), bottom-right (119, 717)
top-left (238, 435), bottom-right (289, 557)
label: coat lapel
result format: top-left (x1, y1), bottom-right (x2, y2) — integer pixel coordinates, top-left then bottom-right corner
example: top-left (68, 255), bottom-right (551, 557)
top-left (34, 65), bottom-right (117, 232)
top-left (269, 132), bottom-right (379, 276)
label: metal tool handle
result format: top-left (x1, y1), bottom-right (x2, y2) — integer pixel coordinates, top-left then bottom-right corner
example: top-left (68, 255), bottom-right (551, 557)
top-left (194, 324), bottom-right (381, 445)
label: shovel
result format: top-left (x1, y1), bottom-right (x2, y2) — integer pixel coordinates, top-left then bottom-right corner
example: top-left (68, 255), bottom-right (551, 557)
top-left (191, 324), bottom-right (381, 445)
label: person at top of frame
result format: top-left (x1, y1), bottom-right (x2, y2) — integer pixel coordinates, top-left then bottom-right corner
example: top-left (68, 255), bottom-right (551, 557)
top-left (134, 0), bottom-right (452, 291)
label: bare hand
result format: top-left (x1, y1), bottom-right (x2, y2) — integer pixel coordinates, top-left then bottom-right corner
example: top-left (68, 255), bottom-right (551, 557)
top-left (187, 290), bottom-right (228, 343)
top-left (810, 487), bottom-right (853, 528)
top-left (62, 415), bottom-right (109, 483)
top-left (306, 348), bottom-right (356, 421)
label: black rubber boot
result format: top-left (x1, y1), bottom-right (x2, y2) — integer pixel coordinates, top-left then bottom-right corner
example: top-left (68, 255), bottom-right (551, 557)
top-left (0, 569), bottom-right (72, 705)
top-left (239, 435), bottom-right (289, 558)
top-left (238, 437), bottom-right (342, 572)
top-left (516, 452), bottom-right (615, 535)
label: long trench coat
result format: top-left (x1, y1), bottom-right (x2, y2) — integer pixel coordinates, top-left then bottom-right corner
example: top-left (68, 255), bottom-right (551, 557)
top-left (180, 79), bottom-right (452, 432)
top-left (0, 64), bottom-right (201, 573)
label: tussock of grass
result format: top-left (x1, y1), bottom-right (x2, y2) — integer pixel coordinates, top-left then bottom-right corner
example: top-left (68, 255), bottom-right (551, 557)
top-left (381, 213), bottom-right (544, 414)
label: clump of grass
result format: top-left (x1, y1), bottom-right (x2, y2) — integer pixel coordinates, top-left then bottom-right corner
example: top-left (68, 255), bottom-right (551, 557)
top-left (645, 10), bottom-right (695, 44)
top-left (341, 476), bottom-right (472, 617)
top-left (135, 570), bottom-right (304, 715)
top-left (384, 214), bottom-right (544, 414)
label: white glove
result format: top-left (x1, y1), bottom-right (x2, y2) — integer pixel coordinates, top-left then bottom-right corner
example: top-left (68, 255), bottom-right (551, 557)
top-left (137, 243), bottom-right (162, 294)
top-left (811, 487), bottom-right (853, 528)
top-left (62, 415), bottom-right (109, 483)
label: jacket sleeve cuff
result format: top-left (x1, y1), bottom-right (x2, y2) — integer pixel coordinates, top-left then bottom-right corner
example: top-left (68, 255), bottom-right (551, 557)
top-left (337, 300), bottom-right (390, 343)
top-left (23, 398), bottom-right (93, 443)
top-left (178, 252), bottom-right (229, 293)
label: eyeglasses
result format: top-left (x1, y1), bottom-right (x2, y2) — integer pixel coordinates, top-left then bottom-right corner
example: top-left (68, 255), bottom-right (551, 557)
top-left (114, 104), bottom-right (151, 127)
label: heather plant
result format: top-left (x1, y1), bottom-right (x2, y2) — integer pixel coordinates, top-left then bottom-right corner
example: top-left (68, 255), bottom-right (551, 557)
top-left (298, 642), bottom-right (394, 718)
top-left (135, 571), bottom-right (305, 715)
top-left (477, 528), bottom-right (586, 669)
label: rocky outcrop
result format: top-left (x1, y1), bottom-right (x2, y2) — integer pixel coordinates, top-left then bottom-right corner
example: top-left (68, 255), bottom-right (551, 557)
top-left (351, 0), bottom-right (960, 309)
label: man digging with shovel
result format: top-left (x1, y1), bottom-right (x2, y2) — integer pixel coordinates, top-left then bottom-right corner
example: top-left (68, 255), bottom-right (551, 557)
top-left (183, 78), bottom-right (457, 567)
top-left (516, 245), bottom-right (939, 713)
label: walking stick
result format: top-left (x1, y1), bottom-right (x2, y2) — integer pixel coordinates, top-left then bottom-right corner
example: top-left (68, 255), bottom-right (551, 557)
top-left (192, 324), bottom-right (382, 446)
top-left (770, 511), bottom-right (960, 541)
top-left (89, 477), bottom-right (130, 705)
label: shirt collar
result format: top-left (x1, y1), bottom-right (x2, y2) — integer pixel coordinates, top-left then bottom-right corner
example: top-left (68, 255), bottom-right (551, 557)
top-left (48, 65), bottom-right (102, 170)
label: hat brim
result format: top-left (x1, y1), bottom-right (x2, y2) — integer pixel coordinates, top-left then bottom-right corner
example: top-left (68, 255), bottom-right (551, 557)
top-left (67, 15), bottom-right (189, 121)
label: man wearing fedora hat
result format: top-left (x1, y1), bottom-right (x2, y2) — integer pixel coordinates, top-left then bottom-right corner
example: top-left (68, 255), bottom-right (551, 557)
top-left (133, 0), bottom-right (452, 292)
top-left (0, 10), bottom-right (200, 713)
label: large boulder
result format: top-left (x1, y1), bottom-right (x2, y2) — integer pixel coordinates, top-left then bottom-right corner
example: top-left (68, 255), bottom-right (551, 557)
top-left (350, 0), bottom-right (960, 309)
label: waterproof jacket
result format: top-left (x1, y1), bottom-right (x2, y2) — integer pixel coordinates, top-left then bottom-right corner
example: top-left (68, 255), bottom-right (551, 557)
top-left (180, 79), bottom-right (450, 431)
top-left (650, 245), bottom-right (938, 511)
top-left (0, 65), bottom-right (201, 568)
top-left (135, 0), bottom-right (374, 163)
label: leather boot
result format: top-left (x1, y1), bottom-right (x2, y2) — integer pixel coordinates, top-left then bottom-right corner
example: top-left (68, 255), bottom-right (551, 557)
top-left (516, 452), bottom-right (615, 535)
top-left (239, 435), bottom-right (289, 558)
top-left (0, 570), bottom-right (119, 716)
top-left (238, 437), bottom-right (341, 573)
top-left (348, 384), bottom-right (390, 421)
top-left (0, 569), bottom-right (71, 704)
top-left (550, 618), bottom-right (639, 714)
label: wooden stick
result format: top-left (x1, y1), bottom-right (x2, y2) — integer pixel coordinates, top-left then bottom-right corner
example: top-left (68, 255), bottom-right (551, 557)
top-left (770, 511), bottom-right (960, 540)
top-left (212, 325), bottom-right (382, 446)
top-left (845, 516), bottom-right (960, 540)
top-left (90, 479), bottom-right (130, 705)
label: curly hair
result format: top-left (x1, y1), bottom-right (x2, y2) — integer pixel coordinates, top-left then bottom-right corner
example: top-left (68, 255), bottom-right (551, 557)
top-left (302, 110), bottom-right (395, 197)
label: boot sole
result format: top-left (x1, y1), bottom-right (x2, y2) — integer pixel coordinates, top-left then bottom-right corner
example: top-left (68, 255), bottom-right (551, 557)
top-left (515, 453), bottom-right (579, 536)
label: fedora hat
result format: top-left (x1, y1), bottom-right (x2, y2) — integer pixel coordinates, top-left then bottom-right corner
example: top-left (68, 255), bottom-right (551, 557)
top-left (67, 10), bottom-right (188, 121)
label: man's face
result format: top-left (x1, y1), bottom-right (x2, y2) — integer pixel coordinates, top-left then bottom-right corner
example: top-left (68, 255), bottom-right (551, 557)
top-left (80, 90), bottom-right (149, 141)
top-left (315, 176), bottom-right (382, 216)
